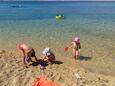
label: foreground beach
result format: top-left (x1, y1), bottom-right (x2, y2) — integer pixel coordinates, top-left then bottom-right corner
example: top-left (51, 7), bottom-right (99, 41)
top-left (0, 50), bottom-right (115, 86)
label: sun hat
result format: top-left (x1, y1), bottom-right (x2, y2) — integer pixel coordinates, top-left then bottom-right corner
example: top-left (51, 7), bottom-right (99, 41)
top-left (42, 48), bottom-right (51, 55)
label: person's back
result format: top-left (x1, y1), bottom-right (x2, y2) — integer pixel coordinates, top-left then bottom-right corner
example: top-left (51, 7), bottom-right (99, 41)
top-left (19, 44), bottom-right (32, 54)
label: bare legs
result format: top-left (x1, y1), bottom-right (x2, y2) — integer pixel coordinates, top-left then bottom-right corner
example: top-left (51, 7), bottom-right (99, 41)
top-left (73, 49), bottom-right (80, 60)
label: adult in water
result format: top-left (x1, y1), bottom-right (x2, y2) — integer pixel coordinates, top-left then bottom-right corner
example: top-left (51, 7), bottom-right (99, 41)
top-left (17, 44), bottom-right (38, 68)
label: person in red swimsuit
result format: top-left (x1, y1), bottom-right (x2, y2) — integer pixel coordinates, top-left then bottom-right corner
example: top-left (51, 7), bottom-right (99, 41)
top-left (17, 44), bottom-right (38, 68)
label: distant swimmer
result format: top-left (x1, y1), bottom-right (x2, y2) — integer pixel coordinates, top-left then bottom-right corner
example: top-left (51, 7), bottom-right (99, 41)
top-left (65, 35), bottom-right (81, 60)
top-left (17, 44), bottom-right (38, 68)
top-left (42, 48), bottom-right (55, 64)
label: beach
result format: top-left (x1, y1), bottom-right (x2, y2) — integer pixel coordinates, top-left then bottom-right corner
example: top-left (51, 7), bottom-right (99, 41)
top-left (0, 50), bottom-right (115, 86)
top-left (0, 1), bottom-right (115, 86)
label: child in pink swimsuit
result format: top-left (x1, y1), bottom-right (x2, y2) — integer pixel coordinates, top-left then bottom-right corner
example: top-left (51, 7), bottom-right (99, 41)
top-left (65, 36), bottom-right (81, 60)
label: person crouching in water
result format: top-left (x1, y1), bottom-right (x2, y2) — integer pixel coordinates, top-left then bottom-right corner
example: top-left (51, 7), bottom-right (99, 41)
top-left (17, 44), bottom-right (38, 68)
top-left (42, 48), bottom-right (55, 64)
top-left (66, 36), bottom-right (81, 60)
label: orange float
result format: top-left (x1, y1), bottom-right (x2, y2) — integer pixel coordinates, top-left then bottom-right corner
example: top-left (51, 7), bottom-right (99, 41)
top-left (32, 76), bottom-right (60, 86)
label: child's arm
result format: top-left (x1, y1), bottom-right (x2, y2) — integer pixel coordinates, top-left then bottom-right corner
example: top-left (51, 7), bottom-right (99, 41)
top-left (43, 55), bottom-right (48, 61)
top-left (43, 57), bottom-right (48, 61)
top-left (64, 42), bottom-right (73, 52)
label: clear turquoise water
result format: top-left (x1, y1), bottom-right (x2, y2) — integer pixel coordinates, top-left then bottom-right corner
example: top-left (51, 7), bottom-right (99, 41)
top-left (0, 1), bottom-right (115, 56)
top-left (1, 1), bottom-right (115, 75)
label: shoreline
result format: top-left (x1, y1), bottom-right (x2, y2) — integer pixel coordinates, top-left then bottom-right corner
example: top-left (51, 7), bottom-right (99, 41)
top-left (0, 33), bottom-right (115, 77)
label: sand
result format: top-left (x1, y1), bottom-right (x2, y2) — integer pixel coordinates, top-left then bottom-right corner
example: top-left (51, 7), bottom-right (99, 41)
top-left (0, 50), bottom-right (115, 86)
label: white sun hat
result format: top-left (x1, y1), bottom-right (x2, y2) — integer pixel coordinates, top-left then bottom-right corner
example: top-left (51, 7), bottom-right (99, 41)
top-left (42, 48), bottom-right (51, 55)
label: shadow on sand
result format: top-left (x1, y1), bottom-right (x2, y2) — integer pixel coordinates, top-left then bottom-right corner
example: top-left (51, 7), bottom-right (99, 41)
top-left (31, 59), bottom-right (63, 67)
top-left (53, 60), bottom-right (63, 64)
top-left (77, 55), bottom-right (92, 61)
top-left (32, 59), bottom-right (47, 66)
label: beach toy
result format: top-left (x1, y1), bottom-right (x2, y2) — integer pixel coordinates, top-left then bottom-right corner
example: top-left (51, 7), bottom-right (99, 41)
top-left (39, 64), bottom-right (45, 70)
top-left (55, 14), bottom-right (64, 20)
top-left (32, 75), bottom-right (60, 86)
top-left (75, 73), bottom-right (81, 80)
top-left (64, 47), bottom-right (69, 52)
top-left (39, 64), bottom-right (45, 75)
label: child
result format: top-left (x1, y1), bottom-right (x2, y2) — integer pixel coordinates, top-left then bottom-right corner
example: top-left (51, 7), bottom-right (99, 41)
top-left (42, 48), bottom-right (55, 64)
top-left (17, 44), bottom-right (38, 68)
top-left (65, 36), bottom-right (81, 60)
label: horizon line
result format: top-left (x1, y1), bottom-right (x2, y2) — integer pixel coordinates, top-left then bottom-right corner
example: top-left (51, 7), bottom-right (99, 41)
top-left (1, 0), bottom-right (115, 1)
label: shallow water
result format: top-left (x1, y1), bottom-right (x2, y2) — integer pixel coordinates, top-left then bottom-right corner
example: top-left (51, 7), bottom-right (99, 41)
top-left (0, 1), bottom-right (115, 75)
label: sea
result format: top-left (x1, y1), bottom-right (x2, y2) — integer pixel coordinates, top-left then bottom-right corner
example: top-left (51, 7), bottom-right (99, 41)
top-left (0, 1), bottom-right (115, 75)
